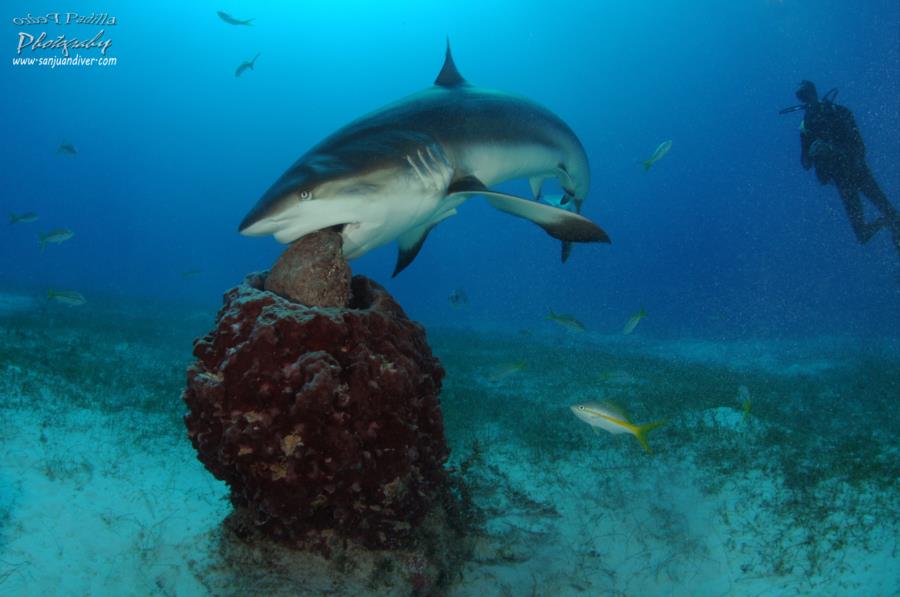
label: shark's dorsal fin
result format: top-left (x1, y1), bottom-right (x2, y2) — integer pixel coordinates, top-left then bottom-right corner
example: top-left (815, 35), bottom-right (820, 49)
top-left (435, 39), bottom-right (467, 88)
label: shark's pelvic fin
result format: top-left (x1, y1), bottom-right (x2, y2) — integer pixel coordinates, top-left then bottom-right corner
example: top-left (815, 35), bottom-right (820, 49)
top-left (561, 241), bottom-right (573, 262)
top-left (529, 176), bottom-right (544, 199)
top-left (392, 209), bottom-right (458, 277)
top-left (435, 39), bottom-right (467, 88)
top-left (393, 223), bottom-right (436, 277)
top-left (447, 177), bottom-right (610, 244)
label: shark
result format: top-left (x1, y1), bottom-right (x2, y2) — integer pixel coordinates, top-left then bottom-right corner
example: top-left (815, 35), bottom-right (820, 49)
top-left (239, 43), bottom-right (610, 276)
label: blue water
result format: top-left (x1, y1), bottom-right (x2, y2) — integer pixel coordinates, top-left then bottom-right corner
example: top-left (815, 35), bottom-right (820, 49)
top-left (3, 0), bottom-right (897, 337)
top-left (1, 3), bottom-right (899, 594)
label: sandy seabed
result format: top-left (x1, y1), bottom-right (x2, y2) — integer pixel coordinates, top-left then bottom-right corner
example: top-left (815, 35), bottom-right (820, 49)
top-left (0, 298), bottom-right (897, 596)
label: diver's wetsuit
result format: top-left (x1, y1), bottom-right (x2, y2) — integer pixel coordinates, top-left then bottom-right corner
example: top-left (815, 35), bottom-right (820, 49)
top-left (800, 99), bottom-right (899, 247)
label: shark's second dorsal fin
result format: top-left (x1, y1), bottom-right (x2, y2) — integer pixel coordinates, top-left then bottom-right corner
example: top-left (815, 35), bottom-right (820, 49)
top-left (435, 39), bottom-right (467, 88)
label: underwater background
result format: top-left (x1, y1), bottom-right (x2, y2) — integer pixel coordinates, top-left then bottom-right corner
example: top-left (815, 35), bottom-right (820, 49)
top-left (1, 1), bottom-right (899, 595)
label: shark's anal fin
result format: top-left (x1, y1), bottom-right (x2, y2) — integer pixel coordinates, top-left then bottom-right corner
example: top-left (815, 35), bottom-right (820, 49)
top-left (447, 181), bottom-right (610, 244)
top-left (434, 39), bottom-right (467, 88)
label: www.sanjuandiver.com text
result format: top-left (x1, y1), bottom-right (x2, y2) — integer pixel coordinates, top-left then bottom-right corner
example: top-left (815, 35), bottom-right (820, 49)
top-left (11, 54), bottom-right (117, 68)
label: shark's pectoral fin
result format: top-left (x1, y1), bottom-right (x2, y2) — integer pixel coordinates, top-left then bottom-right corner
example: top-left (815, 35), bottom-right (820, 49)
top-left (448, 179), bottom-right (610, 244)
top-left (447, 176), bottom-right (488, 195)
top-left (485, 193), bottom-right (609, 243)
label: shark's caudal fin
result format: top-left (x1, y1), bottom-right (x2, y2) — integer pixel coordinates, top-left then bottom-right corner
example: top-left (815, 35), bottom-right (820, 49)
top-left (447, 177), bottom-right (610, 244)
top-left (642, 160), bottom-right (653, 172)
top-left (633, 420), bottom-right (665, 453)
top-left (435, 39), bottom-right (467, 88)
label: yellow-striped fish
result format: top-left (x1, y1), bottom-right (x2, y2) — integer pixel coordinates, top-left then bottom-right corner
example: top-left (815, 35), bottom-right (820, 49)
top-left (39, 228), bottom-right (74, 252)
top-left (488, 360), bottom-right (526, 382)
top-left (641, 140), bottom-right (672, 171)
top-left (10, 212), bottom-right (38, 224)
top-left (570, 400), bottom-right (665, 453)
top-left (546, 309), bottom-right (586, 332)
top-left (622, 308), bottom-right (647, 335)
top-left (47, 290), bottom-right (86, 306)
top-left (737, 385), bottom-right (752, 422)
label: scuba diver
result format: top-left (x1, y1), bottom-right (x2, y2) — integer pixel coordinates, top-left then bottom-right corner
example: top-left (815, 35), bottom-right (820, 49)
top-left (781, 80), bottom-right (900, 257)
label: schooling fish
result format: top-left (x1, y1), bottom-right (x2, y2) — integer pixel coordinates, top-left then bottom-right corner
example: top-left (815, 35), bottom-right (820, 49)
top-left (10, 212), bottom-right (38, 224)
top-left (570, 400), bottom-right (665, 453)
top-left (235, 52), bottom-right (260, 77)
top-left (39, 228), bottom-right (74, 252)
top-left (217, 11), bottom-right (254, 26)
top-left (641, 140), bottom-right (672, 172)
top-left (47, 290), bottom-right (86, 306)
top-left (57, 142), bottom-right (77, 155)
top-left (546, 309), bottom-right (586, 332)
top-left (239, 42), bottom-right (609, 276)
top-left (622, 307), bottom-right (647, 335)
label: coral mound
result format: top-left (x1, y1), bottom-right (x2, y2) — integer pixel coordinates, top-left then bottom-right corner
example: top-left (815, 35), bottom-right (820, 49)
top-left (183, 273), bottom-right (449, 549)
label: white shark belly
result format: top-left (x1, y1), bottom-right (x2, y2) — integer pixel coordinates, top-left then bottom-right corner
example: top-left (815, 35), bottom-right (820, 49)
top-left (341, 188), bottom-right (449, 260)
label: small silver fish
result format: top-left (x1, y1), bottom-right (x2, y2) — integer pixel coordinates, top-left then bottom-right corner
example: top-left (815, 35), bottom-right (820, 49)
top-left (47, 290), bottom-right (86, 306)
top-left (39, 228), bottom-right (74, 252)
top-left (10, 212), bottom-right (38, 224)
top-left (235, 53), bottom-right (261, 77)
top-left (641, 140), bottom-right (672, 171)
top-left (217, 11), bottom-right (253, 26)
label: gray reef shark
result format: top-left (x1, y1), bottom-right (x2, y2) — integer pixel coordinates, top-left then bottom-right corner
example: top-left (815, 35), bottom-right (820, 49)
top-left (239, 43), bottom-right (610, 276)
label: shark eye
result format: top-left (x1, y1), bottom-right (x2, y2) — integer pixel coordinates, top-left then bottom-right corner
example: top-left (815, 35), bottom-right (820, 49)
top-left (299, 190), bottom-right (312, 201)
top-left (578, 406), bottom-right (585, 410)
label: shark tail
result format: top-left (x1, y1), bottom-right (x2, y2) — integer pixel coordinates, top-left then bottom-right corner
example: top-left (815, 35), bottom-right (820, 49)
top-left (9, 214), bottom-right (16, 224)
top-left (642, 160), bottom-right (653, 172)
top-left (633, 420), bottom-right (665, 453)
top-left (39, 236), bottom-right (46, 253)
